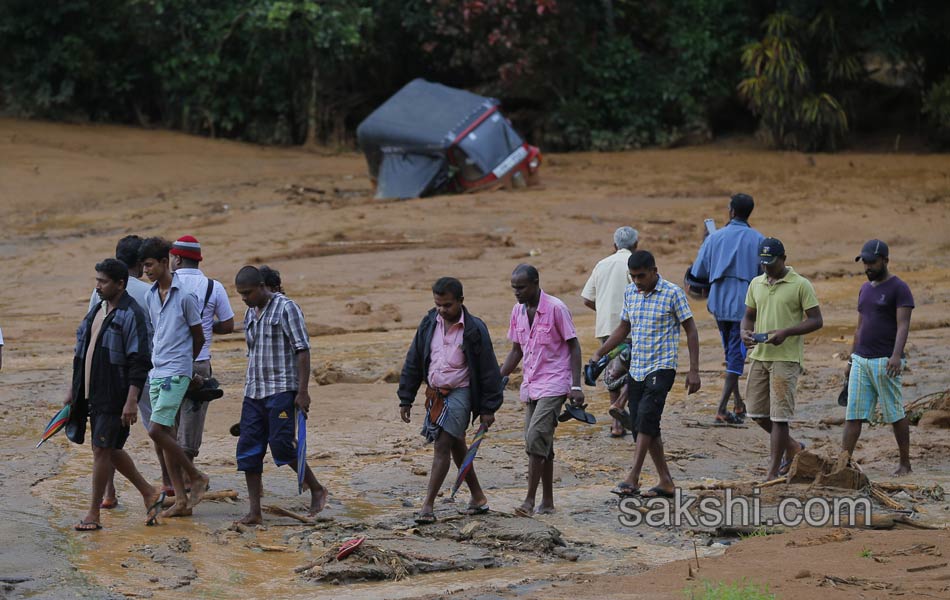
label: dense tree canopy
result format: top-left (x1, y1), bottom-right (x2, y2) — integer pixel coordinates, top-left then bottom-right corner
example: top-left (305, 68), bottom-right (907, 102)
top-left (1, 0), bottom-right (947, 150)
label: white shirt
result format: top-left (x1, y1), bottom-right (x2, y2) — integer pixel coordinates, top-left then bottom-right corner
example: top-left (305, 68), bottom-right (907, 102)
top-left (173, 267), bottom-right (235, 361)
top-left (0, 326), bottom-right (4, 346)
top-left (581, 248), bottom-right (632, 338)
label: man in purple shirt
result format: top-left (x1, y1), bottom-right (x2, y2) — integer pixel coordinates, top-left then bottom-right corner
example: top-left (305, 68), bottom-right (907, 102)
top-left (501, 264), bottom-right (584, 517)
top-left (842, 240), bottom-right (915, 476)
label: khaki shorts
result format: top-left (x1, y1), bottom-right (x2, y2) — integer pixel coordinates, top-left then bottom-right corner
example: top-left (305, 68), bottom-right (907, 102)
top-left (524, 395), bottom-right (566, 459)
top-left (745, 360), bottom-right (802, 422)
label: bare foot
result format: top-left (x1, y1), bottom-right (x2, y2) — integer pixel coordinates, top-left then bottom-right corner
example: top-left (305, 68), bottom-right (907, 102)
top-left (513, 502), bottom-right (534, 518)
top-left (235, 513), bottom-right (262, 525)
top-left (160, 502), bottom-right (193, 518)
top-left (535, 505), bottom-right (556, 515)
top-left (309, 484), bottom-right (329, 516)
top-left (187, 474), bottom-right (210, 509)
top-left (893, 464), bottom-right (912, 477)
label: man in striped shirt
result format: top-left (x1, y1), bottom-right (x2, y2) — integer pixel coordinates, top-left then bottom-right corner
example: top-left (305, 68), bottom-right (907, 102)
top-left (234, 266), bottom-right (327, 524)
top-left (592, 250), bottom-right (701, 499)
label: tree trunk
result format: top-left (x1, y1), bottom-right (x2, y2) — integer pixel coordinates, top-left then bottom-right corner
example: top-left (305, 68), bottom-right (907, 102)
top-left (602, 0), bottom-right (615, 36)
top-left (305, 64), bottom-right (319, 147)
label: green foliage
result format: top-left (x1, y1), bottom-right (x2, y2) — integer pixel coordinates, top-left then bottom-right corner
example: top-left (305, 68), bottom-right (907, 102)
top-left (684, 580), bottom-right (776, 600)
top-left (0, 0), bottom-right (947, 150)
top-left (922, 75), bottom-right (950, 146)
top-left (738, 11), bottom-right (856, 151)
top-left (860, 547), bottom-right (873, 558)
top-left (737, 526), bottom-right (772, 539)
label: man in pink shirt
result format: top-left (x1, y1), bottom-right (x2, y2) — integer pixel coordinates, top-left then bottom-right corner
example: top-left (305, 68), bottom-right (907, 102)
top-left (501, 264), bottom-right (584, 517)
top-left (398, 277), bottom-right (505, 524)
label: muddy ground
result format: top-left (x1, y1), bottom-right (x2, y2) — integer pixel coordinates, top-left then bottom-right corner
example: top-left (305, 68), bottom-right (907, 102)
top-left (0, 118), bottom-right (948, 600)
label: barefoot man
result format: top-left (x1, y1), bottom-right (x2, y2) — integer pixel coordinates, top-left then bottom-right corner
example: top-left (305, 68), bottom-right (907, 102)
top-left (501, 264), bottom-right (584, 516)
top-left (234, 266), bottom-right (327, 524)
top-left (67, 259), bottom-right (164, 530)
top-left (842, 240), bottom-right (915, 476)
top-left (398, 277), bottom-right (505, 523)
top-left (140, 237), bottom-right (211, 517)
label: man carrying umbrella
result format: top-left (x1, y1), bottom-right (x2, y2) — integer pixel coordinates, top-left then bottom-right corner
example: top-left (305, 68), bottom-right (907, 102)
top-left (233, 266), bottom-right (327, 524)
top-left (398, 277), bottom-right (505, 524)
top-left (66, 259), bottom-right (164, 530)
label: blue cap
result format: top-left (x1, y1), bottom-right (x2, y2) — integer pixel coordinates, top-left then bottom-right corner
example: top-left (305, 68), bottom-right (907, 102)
top-left (758, 237), bottom-right (785, 265)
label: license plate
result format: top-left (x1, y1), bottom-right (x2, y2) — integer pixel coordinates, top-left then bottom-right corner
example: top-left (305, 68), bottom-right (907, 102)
top-left (492, 146), bottom-right (528, 178)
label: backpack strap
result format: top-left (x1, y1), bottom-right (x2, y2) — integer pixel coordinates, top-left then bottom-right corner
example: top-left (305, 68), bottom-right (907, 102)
top-left (203, 279), bottom-right (215, 312)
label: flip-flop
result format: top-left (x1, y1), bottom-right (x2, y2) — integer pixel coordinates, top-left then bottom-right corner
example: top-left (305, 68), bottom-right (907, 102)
top-left (733, 409), bottom-right (747, 423)
top-left (413, 512), bottom-right (437, 525)
top-left (608, 406), bottom-right (633, 431)
top-left (100, 498), bottom-right (119, 509)
top-left (74, 521), bottom-right (102, 531)
top-left (512, 506), bottom-right (534, 518)
top-left (640, 486), bottom-right (675, 499)
top-left (778, 442), bottom-right (806, 476)
top-left (146, 491), bottom-right (167, 526)
top-left (336, 536), bottom-right (365, 561)
top-left (715, 412), bottom-right (741, 425)
top-left (610, 482), bottom-right (640, 498)
top-left (609, 431), bottom-right (628, 438)
top-left (458, 504), bottom-right (490, 516)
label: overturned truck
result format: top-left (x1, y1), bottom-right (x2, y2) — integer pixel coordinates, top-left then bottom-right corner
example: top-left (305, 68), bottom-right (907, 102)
top-left (357, 79), bottom-right (541, 199)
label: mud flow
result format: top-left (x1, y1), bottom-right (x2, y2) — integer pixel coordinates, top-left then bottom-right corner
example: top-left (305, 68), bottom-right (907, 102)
top-left (1, 119), bottom-right (948, 599)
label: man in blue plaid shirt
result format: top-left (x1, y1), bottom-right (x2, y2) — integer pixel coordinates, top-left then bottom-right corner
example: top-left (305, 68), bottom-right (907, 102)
top-left (233, 266), bottom-right (328, 524)
top-left (591, 250), bottom-right (701, 499)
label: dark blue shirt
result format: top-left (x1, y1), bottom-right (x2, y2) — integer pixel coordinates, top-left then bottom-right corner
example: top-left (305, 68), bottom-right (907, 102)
top-left (854, 276), bottom-right (914, 359)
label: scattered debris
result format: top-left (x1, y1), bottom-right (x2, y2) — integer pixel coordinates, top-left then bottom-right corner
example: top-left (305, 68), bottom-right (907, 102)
top-left (906, 562), bottom-right (947, 573)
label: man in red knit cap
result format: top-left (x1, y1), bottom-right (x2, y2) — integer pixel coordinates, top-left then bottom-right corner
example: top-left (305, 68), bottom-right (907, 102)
top-left (169, 235), bottom-right (235, 477)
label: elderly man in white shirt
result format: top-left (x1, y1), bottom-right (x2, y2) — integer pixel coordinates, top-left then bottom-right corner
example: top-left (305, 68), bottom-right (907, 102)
top-left (581, 226), bottom-right (638, 437)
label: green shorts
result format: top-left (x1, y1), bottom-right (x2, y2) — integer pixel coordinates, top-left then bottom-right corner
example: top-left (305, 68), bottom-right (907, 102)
top-left (846, 355), bottom-right (905, 424)
top-left (149, 376), bottom-right (191, 427)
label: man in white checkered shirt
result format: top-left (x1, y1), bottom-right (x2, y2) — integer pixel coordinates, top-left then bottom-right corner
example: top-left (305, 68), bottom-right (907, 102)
top-left (591, 250), bottom-right (701, 499)
top-left (233, 266), bottom-right (328, 524)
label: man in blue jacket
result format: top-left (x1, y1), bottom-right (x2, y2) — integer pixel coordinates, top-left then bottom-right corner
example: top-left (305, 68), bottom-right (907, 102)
top-left (398, 277), bottom-right (505, 524)
top-left (690, 193), bottom-right (764, 423)
top-left (66, 259), bottom-right (164, 531)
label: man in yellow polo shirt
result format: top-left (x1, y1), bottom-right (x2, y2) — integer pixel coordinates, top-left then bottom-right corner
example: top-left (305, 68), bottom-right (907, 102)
top-left (741, 238), bottom-right (823, 480)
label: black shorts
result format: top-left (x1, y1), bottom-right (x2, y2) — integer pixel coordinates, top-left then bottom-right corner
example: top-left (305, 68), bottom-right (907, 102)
top-left (89, 412), bottom-right (130, 450)
top-left (627, 369), bottom-right (676, 437)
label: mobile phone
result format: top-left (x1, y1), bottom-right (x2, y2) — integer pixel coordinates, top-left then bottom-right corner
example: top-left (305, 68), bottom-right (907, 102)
top-left (752, 332), bottom-right (769, 343)
top-left (704, 218), bottom-right (716, 235)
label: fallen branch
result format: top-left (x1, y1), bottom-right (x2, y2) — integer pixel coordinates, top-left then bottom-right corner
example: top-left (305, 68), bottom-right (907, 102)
top-left (263, 504), bottom-right (316, 524)
top-left (869, 485), bottom-right (906, 511)
top-left (688, 476), bottom-right (786, 491)
top-left (894, 516), bottom-right (944, 530)
top-left (162, 489), bottom-right (238, 507)
top-left (906, 562), bottom-right (947, 573)
top-left (682, 420), bottom-right (748, 429)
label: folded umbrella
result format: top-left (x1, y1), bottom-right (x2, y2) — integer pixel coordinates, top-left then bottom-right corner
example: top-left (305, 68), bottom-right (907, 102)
top-left (450, 424), bottom-right (488, 500)
top-left (37, 405), bottom-right (71, 449)
top-left (297, 411), bottom-right (307, 495)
